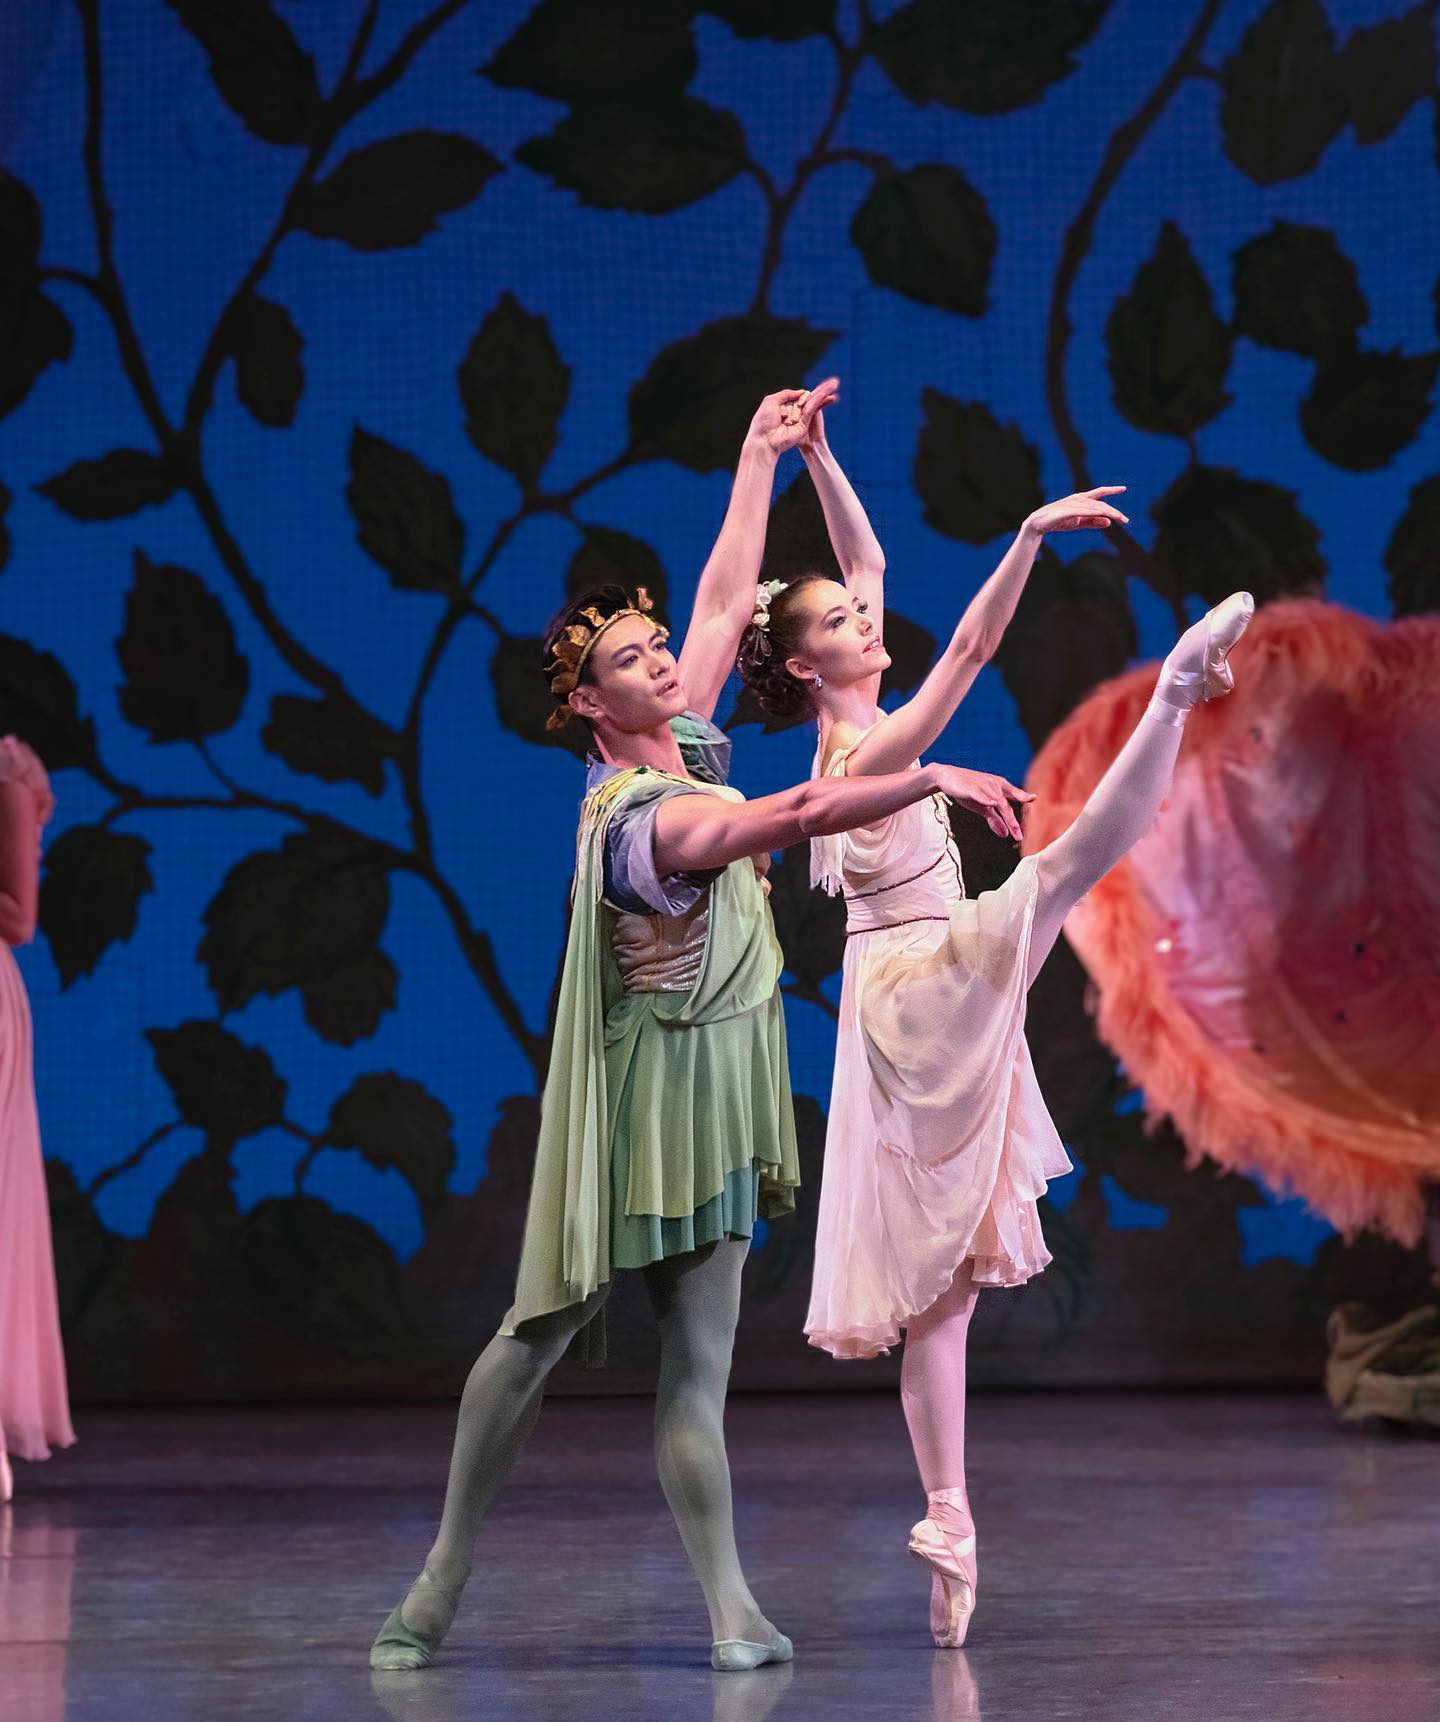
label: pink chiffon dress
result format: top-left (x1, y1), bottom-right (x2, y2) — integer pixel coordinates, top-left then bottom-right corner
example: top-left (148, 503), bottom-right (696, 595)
top-left (0, 736), bottom-right (75, 1463)
top-left (804, 731), bottom-right (1072, 1360)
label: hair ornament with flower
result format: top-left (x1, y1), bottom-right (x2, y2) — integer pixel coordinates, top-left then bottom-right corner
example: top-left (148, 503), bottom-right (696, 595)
top-left (746, 578), bottom-right (788, 661)
top-left (545, 587), bottom-right (665, 731)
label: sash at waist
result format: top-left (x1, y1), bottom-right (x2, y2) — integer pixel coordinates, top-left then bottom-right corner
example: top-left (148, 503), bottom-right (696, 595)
top-left (843, 852), bottom-right (965, 934)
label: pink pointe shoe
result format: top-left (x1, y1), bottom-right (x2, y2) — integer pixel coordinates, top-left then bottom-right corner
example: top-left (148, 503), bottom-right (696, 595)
top-left (1148, 591), bottom-right (1255, 726)
top-left (0, 1449), bottom-right (12, 1505)
top-left (908, 1490), bottom-right (976, 1648)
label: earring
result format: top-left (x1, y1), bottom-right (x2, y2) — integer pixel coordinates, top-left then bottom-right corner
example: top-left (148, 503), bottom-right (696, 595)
top-left (814, 675), bottom-right (824, 691)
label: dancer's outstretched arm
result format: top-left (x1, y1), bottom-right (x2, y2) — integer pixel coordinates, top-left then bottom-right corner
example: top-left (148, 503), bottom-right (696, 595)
top-left (677, 380), bottom-right (840, 721)
top-left (801, 401), bottom-right (885, 650)
top-left (836, 489), bottom-right (1128, 778)
top-left (653, 760), bottom-right (1019, 875)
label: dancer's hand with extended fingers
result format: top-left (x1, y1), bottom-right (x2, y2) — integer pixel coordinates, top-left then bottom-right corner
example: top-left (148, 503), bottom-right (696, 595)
top-left (929, 765), bottom-right (1034, 843)
top-left (746, 378), bottom-right (841, 457)
top-left (1022, 486), bottom-right (1128, 538)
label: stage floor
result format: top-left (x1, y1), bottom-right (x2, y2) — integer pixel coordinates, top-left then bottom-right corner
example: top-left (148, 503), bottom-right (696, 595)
top-left (2, 1392), bottom-right (1437, 1722)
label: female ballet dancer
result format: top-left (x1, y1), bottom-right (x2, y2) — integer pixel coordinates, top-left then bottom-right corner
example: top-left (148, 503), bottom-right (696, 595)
top-left (369, 386), bottom-right (1014, 1674)
top-left (0, 736), bottom-right (75, 1503)
top-left (735, 430), bottom-right (1253, 1649)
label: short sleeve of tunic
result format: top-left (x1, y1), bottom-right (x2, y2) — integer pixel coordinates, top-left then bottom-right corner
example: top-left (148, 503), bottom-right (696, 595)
top-left (600, 712), bottom-right (732, 916)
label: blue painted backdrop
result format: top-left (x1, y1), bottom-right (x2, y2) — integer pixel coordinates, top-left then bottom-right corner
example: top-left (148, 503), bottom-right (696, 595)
top-left (2, 0), bottom-right (1436, 1395)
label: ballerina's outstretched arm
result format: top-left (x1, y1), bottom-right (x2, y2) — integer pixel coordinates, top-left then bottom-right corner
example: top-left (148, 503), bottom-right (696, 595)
top-left (836, 488), bottom-right (1129, 778)
top-left (651, 758), bottom-right (1008, 876)
top-left (675, 380), bottom-right (840, 721)
top-left (799, 399), bottom-right (886, 689)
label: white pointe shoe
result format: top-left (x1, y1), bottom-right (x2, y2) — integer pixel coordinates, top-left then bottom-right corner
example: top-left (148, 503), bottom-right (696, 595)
top-left (908, 1515), bottom-right (976, 1648)
top-left (1149, 591), bottom-right (1255, 726)
top-left (711, 1620), bottom-right (794, 1672)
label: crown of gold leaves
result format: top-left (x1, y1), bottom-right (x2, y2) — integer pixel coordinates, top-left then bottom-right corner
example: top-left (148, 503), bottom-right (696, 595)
top-left (545, 587), bottom-right (665, 731)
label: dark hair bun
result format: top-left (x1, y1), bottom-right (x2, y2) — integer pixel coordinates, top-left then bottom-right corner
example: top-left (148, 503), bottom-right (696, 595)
top-left (734, 574), bottom-right (838, 720)
top-left (736, 620), bottom-right (813, 720)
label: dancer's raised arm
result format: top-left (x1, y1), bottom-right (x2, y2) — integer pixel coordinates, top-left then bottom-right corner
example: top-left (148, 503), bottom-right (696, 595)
top-left (652, 760), bottom-right (998, 875)
top-left (676, 380), bottom-right (839, 720)
top-left (801, 398), bottom-right (885, 631)
top-left (835, 489), bottom-right (1127, 777)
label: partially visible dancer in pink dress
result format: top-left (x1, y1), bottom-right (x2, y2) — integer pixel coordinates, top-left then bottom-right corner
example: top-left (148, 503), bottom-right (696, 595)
top-left (736, 409), bottom-right (1253, 1648)
top-left (0, 736), bottom-right (74, 1502)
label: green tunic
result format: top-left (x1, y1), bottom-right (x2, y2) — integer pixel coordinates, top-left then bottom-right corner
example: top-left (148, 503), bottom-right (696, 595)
top-left (501, 760), bottom-right (800, 1363)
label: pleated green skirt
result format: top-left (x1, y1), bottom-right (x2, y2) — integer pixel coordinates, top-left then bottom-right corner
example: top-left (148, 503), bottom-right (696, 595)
top-left (605, 989), bottom-right (799, 1271)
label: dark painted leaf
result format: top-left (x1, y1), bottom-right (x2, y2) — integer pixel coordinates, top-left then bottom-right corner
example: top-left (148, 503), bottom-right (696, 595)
top-left (877, 609), bottom-right (937, 702)
top-left (517, 98), bottom-right (745, 215)
top-left (752, 1091), bottom-right (825, 1300)
top-left (0, 480), bottom-right (9, 572)
top-left (243, 1196), bottom-right (403, 1336)
top-left (1300, 350), bottom-right (1439, 471)
top-left (147, 1020), bottom-right (287, 1138)
top-left (118, 553), bottom-right (249, 741)
top-left (947, 799), bottom-right (1024, 898)
top-left (0, 169), bottom-right (43, 270)
top-left (459, 294), bottom-right (570, 488)
top-left (767, 843), bottom-right (845, 990)
top-left (1384, 475), bottom-right (1440, 616)
top-left (39, 826), bottom-right (154, 987)
top-left (0, 172), bottom-right (55, 409)
top-left (297, 132), bottom-right (501, 251)
top-left (491, 633), bottom-right (569, 750)
top-left (1221, 0), bottom-right (1346, 185)
top-left (629, 316), bottom-right (837, 473)
top-left (993, 549), bottom-right (1137, 746)
top-left (482, 0), bottom-right (696, 102)
top-left (325, 1072), bottom-right (456, 1211)
top-left (850, 164), bottom-right (995, 316)
top-left (36, 450), bottom-right (177, 520)
top-left (1340, 4), bottom-right (1436, 147)
top-left (1151, 465), bottom-right (1325, 604)
top-left (1231, 222), bottom-right (1367, 358)
top-left (699, 0), bottom-right (835, 39)
top-left (0, 635), bottom-right (100, 769)
top-left (45, 1158), bottom-right (116, 1327)
top-left (1105, 223), bottom-right (1232, 437)
top-left (566, 525), bottom-right (669, 616)
top-left (228, 292), bottom-right (304, 428)
top-left (761, 467), bottom-right (842, 584)
top-left (873, 0), bottom-right (1107, 114)
top-left (165, 0), bottom-right (321, 145)
top-left (261, 692), bottom-right (393, 794)
top-left (0, 290), bottom-right (73, 421)
top-left (347, 427), bottom-right (463, 592)
top-left (726, 680), bottom-right (808, 734)
top-left (301, 948), bottom-right (398, 1046)
top-left (199, 829), bottom-right (390, 1010)
top-left (914, 390), bottom-right (1042, 543)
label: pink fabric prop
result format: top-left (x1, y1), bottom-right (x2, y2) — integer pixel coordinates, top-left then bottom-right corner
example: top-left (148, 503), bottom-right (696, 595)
top-left (1023, 599), bottom-right (1440, 1246)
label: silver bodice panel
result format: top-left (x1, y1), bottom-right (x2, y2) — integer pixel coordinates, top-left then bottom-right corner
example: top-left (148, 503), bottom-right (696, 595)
top-left (611, 895), bottom-right (710, 993)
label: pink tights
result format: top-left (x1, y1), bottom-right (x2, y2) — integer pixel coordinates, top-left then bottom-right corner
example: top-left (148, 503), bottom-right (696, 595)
top-left (900, 1264), bottom-right (978, 1513)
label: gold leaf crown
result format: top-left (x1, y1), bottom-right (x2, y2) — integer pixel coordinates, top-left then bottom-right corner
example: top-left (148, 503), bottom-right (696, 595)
top-left (544, 587), bottom-right (664, 731)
